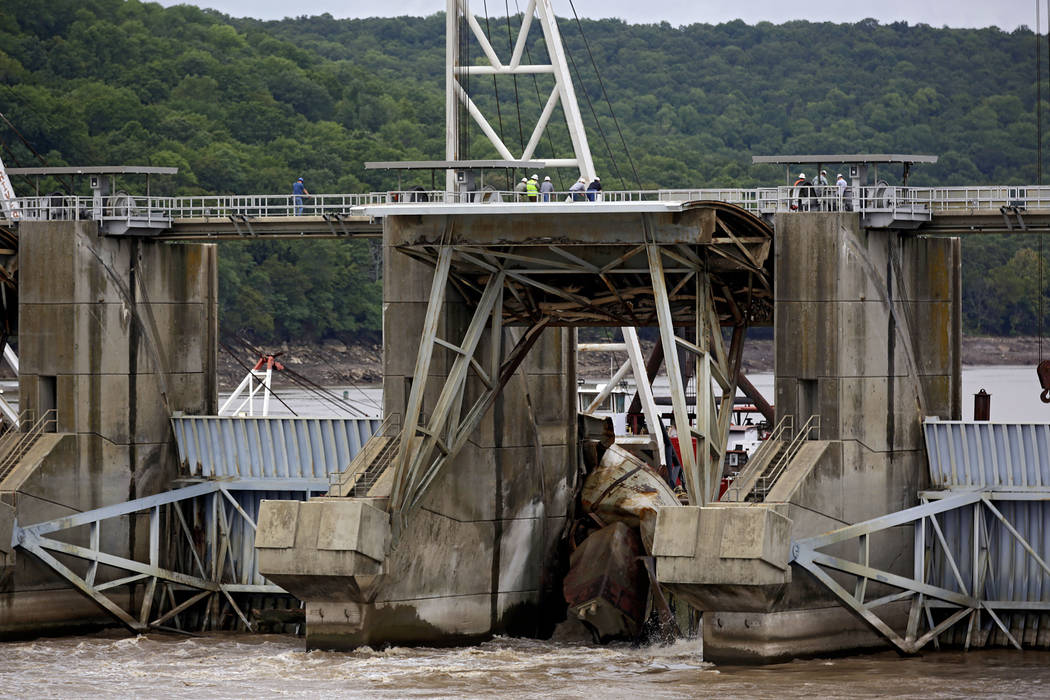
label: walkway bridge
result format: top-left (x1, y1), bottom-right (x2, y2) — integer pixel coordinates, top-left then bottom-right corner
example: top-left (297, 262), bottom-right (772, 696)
top-left (5, 183), bottom-right (1050, 238)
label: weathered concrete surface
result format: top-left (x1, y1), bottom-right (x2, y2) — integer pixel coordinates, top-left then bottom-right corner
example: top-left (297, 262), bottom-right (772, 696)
top-left (265, 218), bottom-right (577, 649)
top-left (0, 220), bottom-right (217, 636)
top-left (654, 212), bottom-right (959, 660)
top-left (257, 499), bottom-right (390, 601)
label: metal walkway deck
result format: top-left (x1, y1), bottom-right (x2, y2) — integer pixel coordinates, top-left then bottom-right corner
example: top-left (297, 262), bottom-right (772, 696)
top-left (7, 184), bottom-right (1050, 238)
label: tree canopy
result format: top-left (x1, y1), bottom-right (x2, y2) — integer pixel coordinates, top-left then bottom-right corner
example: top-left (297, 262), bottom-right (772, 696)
top-left (0, 1), bottom-right (1048, 339)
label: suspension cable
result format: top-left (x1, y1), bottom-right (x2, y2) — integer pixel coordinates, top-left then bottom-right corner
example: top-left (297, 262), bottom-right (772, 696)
top-left (557, 14), bottom-right (627, 190)
top-left (565, 0), bottom-right (643, 189)
top-left (481, 0), bottom-right (507, 150)
top-left (514, 0), bottom-right (566, 190)
top-left (219, 342), bottom-right (299, 416)
top-left (231, 335), bottom-right (373, 417)
top-left (504, 0), bottom-right (526, 154)
top-left (0, 111), bottom-right (74, 192)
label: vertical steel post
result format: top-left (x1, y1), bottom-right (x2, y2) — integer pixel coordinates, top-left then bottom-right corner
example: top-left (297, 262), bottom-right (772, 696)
top-left (647, 241), bottom-right (701, 504)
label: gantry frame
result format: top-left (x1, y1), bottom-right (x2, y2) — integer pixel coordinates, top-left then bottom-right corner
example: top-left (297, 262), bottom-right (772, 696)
top-left (445, 0), bottom-right (596, 188)
top-left (385, 202), bottom-right (773, 540)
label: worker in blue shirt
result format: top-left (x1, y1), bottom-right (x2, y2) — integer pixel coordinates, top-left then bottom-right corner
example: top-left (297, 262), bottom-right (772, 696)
top-left (292, 177), bottom-right (310, 215)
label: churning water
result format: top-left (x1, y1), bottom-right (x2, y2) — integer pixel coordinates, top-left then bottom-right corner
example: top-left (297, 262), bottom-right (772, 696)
top-left (5, 367), bottom-right (1050, 697)
top-left (2, 632), bottom-right (1050, 699)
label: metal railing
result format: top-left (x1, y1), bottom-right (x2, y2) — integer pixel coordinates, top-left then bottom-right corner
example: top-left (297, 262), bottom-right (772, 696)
top-left (8, 184), bottom-right (1050, 225)
top-left (723, 413), bottom-right (792, 502)
top-left (752, 413), bottom-right (821, 501)
top-left (0, 409), bottom-right (57, 486)
top-left (328, 413), bottom-right (401, 498)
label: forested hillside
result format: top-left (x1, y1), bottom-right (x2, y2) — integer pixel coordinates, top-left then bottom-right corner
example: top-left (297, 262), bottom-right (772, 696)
top-left (0, 0), bottom-right (1046, 339)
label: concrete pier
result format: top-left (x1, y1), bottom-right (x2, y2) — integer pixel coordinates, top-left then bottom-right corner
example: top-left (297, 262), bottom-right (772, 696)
top-left (258, 215), bottom-right (578, 648)
top-left (0, 220), bottom-right (217, 636)
top-left (655, 212), bottom-right (960, 661)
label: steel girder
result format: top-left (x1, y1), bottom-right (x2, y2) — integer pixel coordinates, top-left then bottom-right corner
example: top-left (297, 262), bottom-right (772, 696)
top-left (13, 479), bottom-right (324, 633)
top-left (791, 490), bottom-right (1050, 655)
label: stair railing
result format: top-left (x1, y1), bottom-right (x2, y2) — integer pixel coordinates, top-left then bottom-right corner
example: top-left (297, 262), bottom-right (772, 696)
top-left (328, 413), bottom-right (401, 496)
top-left (0, 409), bottom-right (57, 485)
top-left (752, 414), bottom-right (821, 501)
top-left (723, 414), bottom-right (792, 502)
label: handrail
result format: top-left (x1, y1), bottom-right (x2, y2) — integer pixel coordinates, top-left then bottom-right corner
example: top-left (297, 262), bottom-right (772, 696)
top-left (723, 414), bottom-right (792, 502)
top-left (6, 184), bottom-right (1050, 225)
top-left (752, 413), bottom-right (821, 501)
top-left (0, 409), bottom-right (57, 485)
top-left (328, 413), bottom-right (401, 496)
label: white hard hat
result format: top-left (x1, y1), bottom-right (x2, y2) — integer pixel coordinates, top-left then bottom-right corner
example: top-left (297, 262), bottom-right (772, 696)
top-left (594, 176), bottom-right (600, 181)
top-left (544, 176), bottom-right (551, 181)
top-left (798, 172), bottom-right (806, 179)
top-left (836, 173), bottom-right (843, 177)
top-left (521, 177), bottom-right (527, 182)
top-left (531, 174), bottom-right (538, 179)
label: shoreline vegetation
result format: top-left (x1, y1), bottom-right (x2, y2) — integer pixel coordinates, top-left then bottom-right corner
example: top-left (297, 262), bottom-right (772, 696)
top-left (217, 335), bottom-right (1050, 390)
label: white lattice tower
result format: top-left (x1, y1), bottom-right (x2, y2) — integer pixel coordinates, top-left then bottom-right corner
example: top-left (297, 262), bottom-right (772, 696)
top-left (445, 0), bottom-right (596, 191)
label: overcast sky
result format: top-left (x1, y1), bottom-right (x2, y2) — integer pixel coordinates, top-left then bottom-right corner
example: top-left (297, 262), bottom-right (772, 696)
top-left (157, 0), bottom-right (1042, 30)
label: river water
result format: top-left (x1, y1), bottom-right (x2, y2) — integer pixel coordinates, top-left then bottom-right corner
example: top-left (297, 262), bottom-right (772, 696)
top-left (4, 366), bottom-right (1050, 697)
top-left (3, 632), bottom-right (1050, 699)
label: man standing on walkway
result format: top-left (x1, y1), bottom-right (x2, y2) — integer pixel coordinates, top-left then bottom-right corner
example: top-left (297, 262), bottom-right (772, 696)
top-left (292, 177), bottom-right (310, 215)
top-left (540, 175), bottom-right (555, 202)
top-left (526, 174), bottom-right (540, 202)
top-left (514, 177), bottom-right (528, 201)
top-left (587, 176), bottom-right (602, 201)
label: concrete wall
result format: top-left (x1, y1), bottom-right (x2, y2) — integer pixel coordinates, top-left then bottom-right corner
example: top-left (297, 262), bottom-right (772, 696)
top-left (708, 213), bottom-right (958, 659)
top-left (654, 213), bottom-right (960, 662)
top-left (0, 221), bottom-right (217, 636)
top-left (302, 218), bottom-right (576, 649)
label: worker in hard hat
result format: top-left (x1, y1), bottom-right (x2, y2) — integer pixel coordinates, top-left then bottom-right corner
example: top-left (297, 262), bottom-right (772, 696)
top-left (526, 174), bottom-right (540, 202)
top-left (540, 175), bottom-right (555, 202)
top-left (587, 176), bottom-right (602, 202)
top-left (514, 177), bottom-right (528, 201)
top-left (791, 172), bottom-right (810, 211)
top-left (569, 176), bottom-right (587, 202)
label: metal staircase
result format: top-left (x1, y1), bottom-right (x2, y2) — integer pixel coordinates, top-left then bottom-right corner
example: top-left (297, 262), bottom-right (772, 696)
top-left (328, 414), bottom-right (401, 498)
top-left (0, 410), bottom-right (55, 487)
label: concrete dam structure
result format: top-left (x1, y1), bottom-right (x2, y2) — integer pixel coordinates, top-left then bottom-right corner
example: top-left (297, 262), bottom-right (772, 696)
top-left (1, 0), bottom-right (1047, 658)
top-left (3, 166), bottom-right (1050, 661)
top-left (1, 217), bottom-right (217, 635)
top-left (253, 197), bottom-right (960, 660)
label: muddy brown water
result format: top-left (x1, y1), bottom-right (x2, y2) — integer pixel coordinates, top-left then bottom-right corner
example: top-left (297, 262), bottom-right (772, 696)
top-left (5, 367), bottom-right (1048, 697)
top-left (2, 633), bottom-right (1049, 699)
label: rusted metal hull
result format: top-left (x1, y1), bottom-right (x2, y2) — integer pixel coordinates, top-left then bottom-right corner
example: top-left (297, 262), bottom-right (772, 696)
top-left (580, 443), bottom-right (679, 553)
top-left (563, 521), bottom-right (648, 642)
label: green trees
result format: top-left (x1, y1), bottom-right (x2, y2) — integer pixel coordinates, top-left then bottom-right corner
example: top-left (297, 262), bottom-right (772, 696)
top-left (0, 2), bottom-right (1048, 340)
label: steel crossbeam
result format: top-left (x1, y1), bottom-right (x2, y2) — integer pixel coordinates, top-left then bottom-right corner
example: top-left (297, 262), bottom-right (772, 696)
top-left (446, 0), bottom-right (595, 183)
top-left (789, 490), bottom-right (1050, 654)
top-left (13, 479), bottom-right (322, 634)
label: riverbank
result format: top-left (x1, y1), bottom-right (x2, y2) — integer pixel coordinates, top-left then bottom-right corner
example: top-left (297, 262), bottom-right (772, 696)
top-left (217, 335), bottom-right (1047, 389)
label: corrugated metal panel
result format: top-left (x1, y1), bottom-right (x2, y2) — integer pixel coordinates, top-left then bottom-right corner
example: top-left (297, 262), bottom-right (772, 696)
top-left (924, 420), bottom-right (1050, 488)
top-left (171, 415), bottom-right (380, 480)
top-left (926, 499), bottom-right (1050, 648)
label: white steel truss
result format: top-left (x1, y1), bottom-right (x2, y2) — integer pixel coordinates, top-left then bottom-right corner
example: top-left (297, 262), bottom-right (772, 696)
top-left (13, 480), bottom-right (319, 633)
top-left (445, 0), bottom-right (596, 190)
top-left (791, 489), bottom-right (1050, 654)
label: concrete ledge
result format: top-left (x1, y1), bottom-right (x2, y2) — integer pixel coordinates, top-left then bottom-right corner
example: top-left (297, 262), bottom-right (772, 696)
top-left (654, 504), bottom-right (792, 612)
top-left (257, 498), bottom-right (391, 602)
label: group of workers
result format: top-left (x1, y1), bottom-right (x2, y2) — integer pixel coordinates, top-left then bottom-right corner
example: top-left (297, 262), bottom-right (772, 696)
top-left (791, 169), bottom-right (851, 211)
top-left (514, 174), bottom-right (603, 202)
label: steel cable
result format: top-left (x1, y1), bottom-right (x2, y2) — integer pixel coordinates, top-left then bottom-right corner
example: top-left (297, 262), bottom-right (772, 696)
top-left (565, 0), bottom-right (643, 189)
